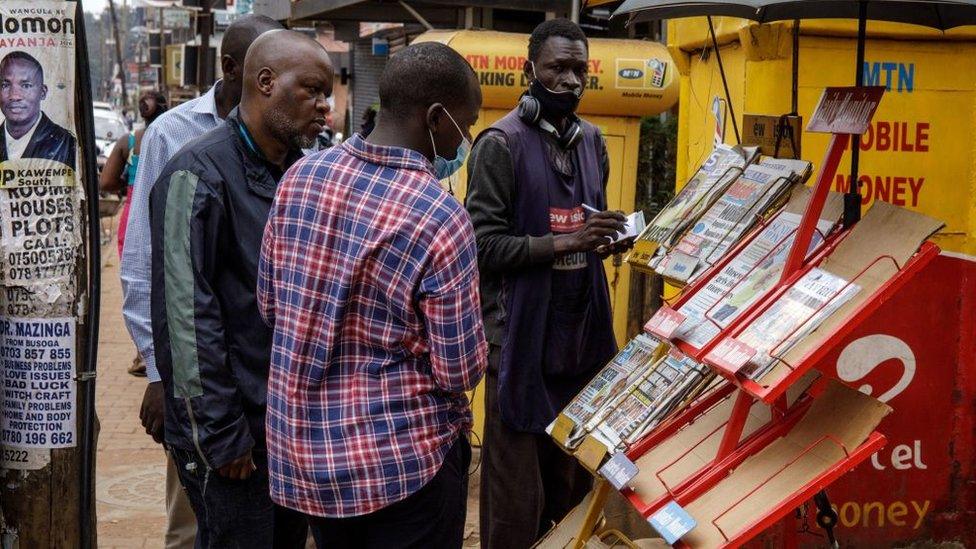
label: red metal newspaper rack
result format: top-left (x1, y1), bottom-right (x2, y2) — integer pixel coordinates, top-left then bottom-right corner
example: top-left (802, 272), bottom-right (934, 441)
top-left (551, 87), bottom-right (916, 549)
top-left (703, 241), bottom-right (939, 405)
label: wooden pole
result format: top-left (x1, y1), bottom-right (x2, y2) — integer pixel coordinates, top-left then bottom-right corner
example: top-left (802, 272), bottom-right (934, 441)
top-left (0, 2), bottom-right (99, 547)
top-left (107, 0), bottom-right (129, 111)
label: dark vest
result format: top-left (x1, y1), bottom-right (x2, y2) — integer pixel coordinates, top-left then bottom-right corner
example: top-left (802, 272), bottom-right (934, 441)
top-left (488, 109), bottom-right (617, 433)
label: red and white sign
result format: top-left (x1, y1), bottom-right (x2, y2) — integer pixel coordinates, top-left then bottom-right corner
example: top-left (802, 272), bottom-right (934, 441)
top-left (643, 306), bottom-right (685, 339)
top-left (705, 337), bottom-right (757, 375)
top-left (807, 86), bottom-right (886, 135)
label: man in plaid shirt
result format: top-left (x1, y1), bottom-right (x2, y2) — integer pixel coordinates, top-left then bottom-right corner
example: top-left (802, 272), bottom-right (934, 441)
top-left (257, 42), bottom-right (487, 547)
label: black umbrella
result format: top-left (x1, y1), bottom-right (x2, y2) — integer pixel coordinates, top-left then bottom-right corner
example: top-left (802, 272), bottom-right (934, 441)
top-left (612, 0), bottom-right (976, 224)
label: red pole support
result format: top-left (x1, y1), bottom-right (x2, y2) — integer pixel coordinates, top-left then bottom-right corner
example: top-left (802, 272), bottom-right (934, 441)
top-left (781, 132), bottom-right (851, 281)
top-left (715, 391), bottom-right (755, 461)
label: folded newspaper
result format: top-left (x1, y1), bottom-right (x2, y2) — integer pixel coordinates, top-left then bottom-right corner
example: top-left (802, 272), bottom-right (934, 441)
top-left (671, 191), bottom-right (842, 349)
top-left (736, 267), bottom-right (860, 381)
top-left (588, 349), bottom-right (710, 452)
top-left (656, 157), bottom-right (812, 284)
top-left (628, 145), bottom-right (758, 271)
top-left (554, 333), bottom-right (662, 447)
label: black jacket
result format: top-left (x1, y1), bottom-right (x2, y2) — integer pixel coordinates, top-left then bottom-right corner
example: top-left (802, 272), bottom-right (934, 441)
top-left (0, 113), bottom-right (76, 168)
top-left (149, 109), bottom-right (301, 469)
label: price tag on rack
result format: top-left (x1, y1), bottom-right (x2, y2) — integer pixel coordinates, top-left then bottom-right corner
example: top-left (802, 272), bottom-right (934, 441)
top-left (644, 306), bottom-right (686, 339)
top-left (649, 501), bottom-right (697, 544)
top-left (706, 337), bottom-right (757, 374)
top-left (598, 452), bottom-right (639, 491)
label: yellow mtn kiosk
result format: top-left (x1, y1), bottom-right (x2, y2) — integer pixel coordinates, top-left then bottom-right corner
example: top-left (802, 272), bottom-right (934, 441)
top-left (413, 30), bottom-right (679, 439)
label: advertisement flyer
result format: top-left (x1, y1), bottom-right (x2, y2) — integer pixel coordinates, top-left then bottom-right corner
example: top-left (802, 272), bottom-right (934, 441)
top-left (0, 317), bottom-right (76, 449)
top-left (0, 1), bottom-right (81, 466)
top-left (0, 1), bottom-right (82, 296)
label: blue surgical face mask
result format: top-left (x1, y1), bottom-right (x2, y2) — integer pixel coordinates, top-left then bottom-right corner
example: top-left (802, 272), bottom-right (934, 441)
top-left (429, 108), bottom-right (471, 182)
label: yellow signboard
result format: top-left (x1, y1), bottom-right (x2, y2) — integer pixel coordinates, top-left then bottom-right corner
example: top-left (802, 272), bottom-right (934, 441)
top-left (414, 30), bottom-right (679, 118)
top-left (165, 44), bottom-right (182, 88)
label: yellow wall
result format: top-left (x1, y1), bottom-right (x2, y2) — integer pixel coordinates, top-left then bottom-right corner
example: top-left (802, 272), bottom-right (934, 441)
top-left (670, 18), bottom-right (976, 254)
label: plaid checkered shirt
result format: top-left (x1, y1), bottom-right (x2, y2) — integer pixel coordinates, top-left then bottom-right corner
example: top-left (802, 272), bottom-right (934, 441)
top-left (257, 134), bottom-right (488, 518)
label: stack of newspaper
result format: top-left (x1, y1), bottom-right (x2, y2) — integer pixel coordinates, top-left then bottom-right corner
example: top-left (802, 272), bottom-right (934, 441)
top-left (557, 333), bottom-right (662, 447)
top-left (736, 267), bottom-right (860, 381)
top-left (552, 336), bottom-right (713, 453)
top-left (656, 157), bottom-right (812, 284)
top-left (589, 349), bottom-right (711, 452)
top-left (671, 193), bottom-right (841, 349)
top-left (629, 145), bottom-right (758, 270)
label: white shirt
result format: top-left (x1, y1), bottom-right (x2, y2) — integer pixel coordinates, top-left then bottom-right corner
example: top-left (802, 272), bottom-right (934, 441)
top-left (120, 83), bottom-right (223, 382)
top-left (4, 114), bottom-right (41, 160)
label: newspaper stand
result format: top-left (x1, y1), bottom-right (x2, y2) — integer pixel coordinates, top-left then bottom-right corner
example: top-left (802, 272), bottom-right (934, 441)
top-left (545, 87), bottom-right (937, 549)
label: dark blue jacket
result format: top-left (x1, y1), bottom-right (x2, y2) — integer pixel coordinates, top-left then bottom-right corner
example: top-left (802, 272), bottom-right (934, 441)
top-left (149, 109), bottom-right (300, 469)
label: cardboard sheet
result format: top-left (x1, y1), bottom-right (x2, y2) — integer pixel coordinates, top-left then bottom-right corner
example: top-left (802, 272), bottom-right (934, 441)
top-left (630, 394), bottom-right (771, 504)
top-left (755, 201), bottom-right (944, 388)
top-left (679, 381), bottom-right (891, 548)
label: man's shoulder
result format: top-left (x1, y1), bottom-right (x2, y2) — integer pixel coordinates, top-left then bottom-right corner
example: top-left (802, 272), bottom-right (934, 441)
top-left (156, 126), bottom-right (235, 191)
top-left (148, 96), bottom-right (213, 135)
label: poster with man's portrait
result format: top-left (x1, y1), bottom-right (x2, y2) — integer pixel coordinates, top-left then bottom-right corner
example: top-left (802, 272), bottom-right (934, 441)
top-left (0, 1), bottom-right (81, 312)
top-left (0, 1), bottom-right (82, 460)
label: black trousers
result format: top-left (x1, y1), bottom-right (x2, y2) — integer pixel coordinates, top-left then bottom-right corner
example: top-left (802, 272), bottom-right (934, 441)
top-left (480, 346), bottom-right (592, 549)
top-left (170, 447), bottom-right (308, 549)
top-left (307, 436), bottom-right (471, 549)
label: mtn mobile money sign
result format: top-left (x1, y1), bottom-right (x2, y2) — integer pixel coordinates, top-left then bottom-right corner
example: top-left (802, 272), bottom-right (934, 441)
top-left (0, 1), bottom-right (82, 468)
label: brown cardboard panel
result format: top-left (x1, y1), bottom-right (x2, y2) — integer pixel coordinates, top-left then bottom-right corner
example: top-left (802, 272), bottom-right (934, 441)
top-left (756, 201), bottom-right (944, 388)
top-left (535, 491), bottom-right (593, 549)
top-left (630, 390), bottom-right (771, 504)
top-left (680, 382), bottom-right (891, 548)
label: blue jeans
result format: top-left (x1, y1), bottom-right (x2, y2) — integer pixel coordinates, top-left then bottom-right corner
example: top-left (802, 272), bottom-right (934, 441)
top-left (171, 447), bottom-right (307, 549)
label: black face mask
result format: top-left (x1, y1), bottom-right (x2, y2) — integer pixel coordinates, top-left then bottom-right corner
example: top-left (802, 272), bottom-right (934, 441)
top-left (529, 75), bottom-right (582, 119)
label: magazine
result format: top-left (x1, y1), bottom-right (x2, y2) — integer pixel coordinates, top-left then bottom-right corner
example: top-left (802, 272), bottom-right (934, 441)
top-left (659, 158), bottom-right (811, 284)
top-left (673, 211), bottom-right (836, 349)
top-left (736, 267), bottom-right (860, 380)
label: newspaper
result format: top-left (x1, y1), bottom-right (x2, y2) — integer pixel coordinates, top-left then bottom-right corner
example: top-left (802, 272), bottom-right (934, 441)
top-left (673, 211), bottom-right (836, 349)
top-left (629, 146), bottom-right (757, 272)
top-left (659, 158), bottom-right (811, 284)
top-left (590, 350), bottom-right (708, 452)
top-left (561, 333), bottom-right (661, 430)
top-left (737, 267), bottom-right (860, 380)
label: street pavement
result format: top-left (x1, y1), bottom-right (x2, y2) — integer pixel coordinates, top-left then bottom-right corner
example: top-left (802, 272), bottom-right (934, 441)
top-left (94, 220), bottom-right (482, 548)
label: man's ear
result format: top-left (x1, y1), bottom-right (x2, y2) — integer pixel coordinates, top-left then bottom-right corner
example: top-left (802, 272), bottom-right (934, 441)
top-left (256, 67), bottom-right (276, 96)
top-left (523, 59), bottom-right (534, 83)
top-left (40, 84), bottom-right (47, 101)
top-left (220, 55), bottom-right (237, 82)
top-left (425, 102), bottom-right (444, 132)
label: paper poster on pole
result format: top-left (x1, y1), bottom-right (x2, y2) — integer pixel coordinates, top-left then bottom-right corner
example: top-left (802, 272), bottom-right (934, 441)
top-left (0, 317), bottom-right (76, 449)
top-left (0, 1), bottom-right (81, 466)
top-left (0, 2), bottom-right (82, 299)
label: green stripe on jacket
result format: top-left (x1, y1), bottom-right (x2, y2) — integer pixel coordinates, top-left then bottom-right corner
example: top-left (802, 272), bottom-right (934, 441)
top-left (163, 170), bottom-right (204, 399)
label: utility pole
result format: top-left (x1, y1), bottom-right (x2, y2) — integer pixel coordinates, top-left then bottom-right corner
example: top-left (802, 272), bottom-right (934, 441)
top-left (107, 0), bottom-right (129, 110)
top-left (198, 0), bottom-right (214, 90)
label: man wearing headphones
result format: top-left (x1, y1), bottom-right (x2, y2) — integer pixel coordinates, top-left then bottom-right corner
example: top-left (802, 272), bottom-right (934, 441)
top-left (466, 18), bottom-right (634, 549)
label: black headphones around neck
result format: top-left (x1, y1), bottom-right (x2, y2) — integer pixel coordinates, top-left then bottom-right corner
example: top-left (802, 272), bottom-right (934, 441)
top-left (516, 93), bottom-right (584, 150)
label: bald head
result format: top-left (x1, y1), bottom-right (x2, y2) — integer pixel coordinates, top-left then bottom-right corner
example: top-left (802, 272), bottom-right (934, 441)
top-left (221, 15), bottom-right (283, 67)
top-left (217, 15), bottom-right (283, 108)
top-left (240, 30), bottom-right (334, 152)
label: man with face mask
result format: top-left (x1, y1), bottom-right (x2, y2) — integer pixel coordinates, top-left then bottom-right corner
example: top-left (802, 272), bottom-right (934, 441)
top-left (256, 42), bottom-right (487, 548)
top-left (148, 30), bottom-right (333, 548)
top-left (466, 19), bottom-right (634, 548)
